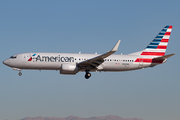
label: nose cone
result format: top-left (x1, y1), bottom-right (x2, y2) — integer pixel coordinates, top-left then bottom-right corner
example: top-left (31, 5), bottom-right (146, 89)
top-left (3, 59), bottom-right (10, 66)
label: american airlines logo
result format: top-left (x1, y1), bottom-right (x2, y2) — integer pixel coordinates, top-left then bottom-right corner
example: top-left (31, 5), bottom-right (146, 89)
top-left (28, 54), bottom-right (74, 62)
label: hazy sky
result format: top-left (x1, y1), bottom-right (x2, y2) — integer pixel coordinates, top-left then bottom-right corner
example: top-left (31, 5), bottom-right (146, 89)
top-left (0, 1), bottom-right (180, 120)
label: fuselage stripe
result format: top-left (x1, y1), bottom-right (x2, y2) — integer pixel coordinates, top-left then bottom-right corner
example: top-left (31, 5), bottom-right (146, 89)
top-left (141, 52), bottom-right (165, 56)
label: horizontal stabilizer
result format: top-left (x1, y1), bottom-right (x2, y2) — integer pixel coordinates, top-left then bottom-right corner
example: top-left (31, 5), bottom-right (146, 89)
top-left (153, 53), bottom-right (175, 60)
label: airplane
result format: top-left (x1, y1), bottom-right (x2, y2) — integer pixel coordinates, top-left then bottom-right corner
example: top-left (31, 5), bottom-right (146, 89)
top-left (3, 25), bottom-right (175, 79)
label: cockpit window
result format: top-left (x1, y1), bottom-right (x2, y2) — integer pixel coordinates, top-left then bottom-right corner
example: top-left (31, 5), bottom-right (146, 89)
top-left (10, 56), bottom-right (17, 59)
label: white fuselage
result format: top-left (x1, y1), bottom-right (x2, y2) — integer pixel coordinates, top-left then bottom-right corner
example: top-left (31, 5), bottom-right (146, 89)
top-left (3, 52), bottom-right (154, 72)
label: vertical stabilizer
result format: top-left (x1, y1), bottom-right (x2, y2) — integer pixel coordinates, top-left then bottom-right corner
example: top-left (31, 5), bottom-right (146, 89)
top-left (134, 25), bottom-right (173, 64)
top-left (141, 25), bottom-right (172, 57)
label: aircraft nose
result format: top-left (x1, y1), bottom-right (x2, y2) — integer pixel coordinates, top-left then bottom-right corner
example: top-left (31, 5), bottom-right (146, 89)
top-left (3, 59), bottom-right (10, 66)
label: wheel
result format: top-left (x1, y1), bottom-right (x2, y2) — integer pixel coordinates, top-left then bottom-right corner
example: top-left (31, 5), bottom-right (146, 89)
top-left (87, 73), bottom-right (91, 77)
top-left (85, 74), bottom-right (89, 79)
top-left (18, 72), bottom-right (22, 76)
top-left (85, 72), bottom-right (91, 79)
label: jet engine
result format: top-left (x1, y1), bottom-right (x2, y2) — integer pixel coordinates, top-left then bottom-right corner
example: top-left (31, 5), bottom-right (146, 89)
top-left (60, 63), bottom-right (78, 75)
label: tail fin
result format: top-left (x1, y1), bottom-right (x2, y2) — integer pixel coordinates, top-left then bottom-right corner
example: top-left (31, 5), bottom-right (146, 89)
top-left (141, 25), bottom-right (173, 57)
top-left (132, 25), bottom-right (174, 64)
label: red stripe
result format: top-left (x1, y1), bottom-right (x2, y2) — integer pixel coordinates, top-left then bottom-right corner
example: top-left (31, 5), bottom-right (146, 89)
top-left (164, 32), bottom-right (171, 35)
top-left (135, 58), bottom-right (152, 63)
top-left (168, 26), bottom-right (173, 29)
top-left (141, 52), bottom-right (165, 56)
top-left (135, 58), bottom-right (163, 63)
top-left (161, 39), bottom-right (169, 42)
top-left (157, 45), bottom-right (167, 49)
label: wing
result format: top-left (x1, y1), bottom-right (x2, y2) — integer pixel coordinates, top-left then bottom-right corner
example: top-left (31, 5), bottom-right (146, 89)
top-left (78, 40), bottom-right (121, 70)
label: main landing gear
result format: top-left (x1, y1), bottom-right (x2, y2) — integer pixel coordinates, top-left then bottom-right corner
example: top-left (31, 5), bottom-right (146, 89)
top-left (85, 70), bottom-right (91, 79)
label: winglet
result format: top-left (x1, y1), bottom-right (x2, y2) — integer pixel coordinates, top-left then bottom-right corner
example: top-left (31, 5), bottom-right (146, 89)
top-left (111, 40), bottom-right (121, 52)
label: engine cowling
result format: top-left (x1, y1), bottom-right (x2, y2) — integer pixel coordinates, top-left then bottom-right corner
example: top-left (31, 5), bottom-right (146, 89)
top-left (60, 63), bottom-right (78, 75)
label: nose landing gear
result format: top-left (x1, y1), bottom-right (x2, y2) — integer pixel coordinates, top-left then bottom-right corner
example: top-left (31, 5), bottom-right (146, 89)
top-left (18, 71), bottom-right (22, 76)
top-left (13, 68), bottom-right (22, 76)
top-left (85, 70), bottom-right (91, 79)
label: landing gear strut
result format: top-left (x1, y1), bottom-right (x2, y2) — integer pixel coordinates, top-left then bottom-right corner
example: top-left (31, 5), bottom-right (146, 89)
top-left (85, 70), bottom-right (91, 79)
top-left (13, 68), bottom-right (22, 76)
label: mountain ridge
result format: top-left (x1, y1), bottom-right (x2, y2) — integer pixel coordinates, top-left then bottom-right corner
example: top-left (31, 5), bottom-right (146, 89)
top-left (20, 115), bottom-right (143, 120)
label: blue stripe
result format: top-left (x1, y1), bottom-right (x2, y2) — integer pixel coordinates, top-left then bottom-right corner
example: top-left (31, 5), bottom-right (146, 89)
top-left (153, 40), bottom-right (161, 42)
top-left (155, 36), bottom-right (163, 38)
top-left (150, 42), bottom-right (159, 45)
top-left (159, 33), bottom-right (165, 35)
top-left (165, 25), bottom-right (170, 28)
top-left (154, 38), bottom-right (162, 40)
top-left (161, 29), bottom-right (167, 32)
top-left (146, 46), bottom-right (158, 49)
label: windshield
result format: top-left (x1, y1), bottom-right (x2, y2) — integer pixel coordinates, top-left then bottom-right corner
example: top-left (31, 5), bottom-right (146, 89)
top-left (10, 55), bottom-right (17, 59)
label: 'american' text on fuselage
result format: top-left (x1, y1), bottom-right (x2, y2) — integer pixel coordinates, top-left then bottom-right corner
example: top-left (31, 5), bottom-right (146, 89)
top-left (35, 55), bottom-right (74, 62)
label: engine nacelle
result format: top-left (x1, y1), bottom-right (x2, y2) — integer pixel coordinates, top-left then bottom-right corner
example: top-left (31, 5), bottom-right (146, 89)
top-left (60, 63), bottom-right (78, 75)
